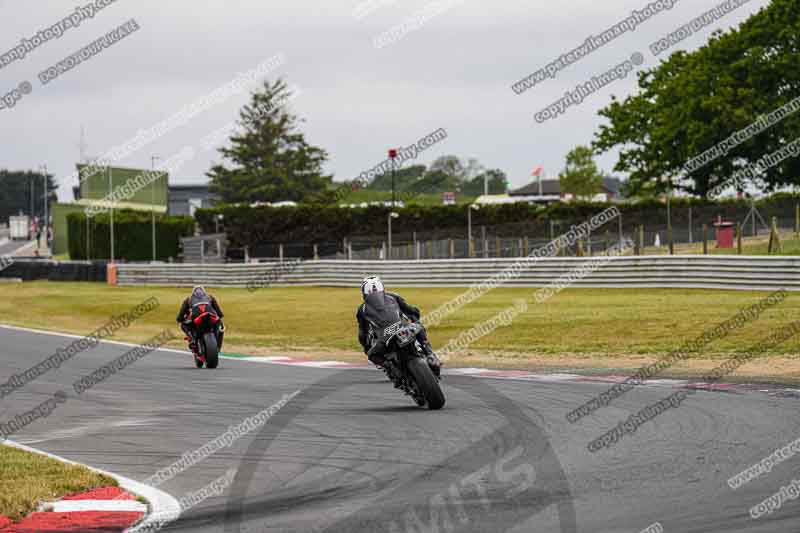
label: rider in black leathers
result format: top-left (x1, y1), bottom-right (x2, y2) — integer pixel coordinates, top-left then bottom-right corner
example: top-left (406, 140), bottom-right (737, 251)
top-left (176, 286), bottom-right (225, 352)
top-left (356, 276), bottom-right (441, 377)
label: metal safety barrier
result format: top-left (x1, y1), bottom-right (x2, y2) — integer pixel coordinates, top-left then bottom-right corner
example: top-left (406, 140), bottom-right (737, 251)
top-left (114, 255), bottom-right (800, 291)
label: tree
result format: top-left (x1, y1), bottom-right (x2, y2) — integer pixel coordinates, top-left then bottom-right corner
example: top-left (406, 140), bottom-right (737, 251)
top-left (411, 170), bottom-right (461, 194)
top-left (559, 146), bottom-right (604, 200)
top-left (429, 155), bottom-right (466, 180)
top-left (461, 169), bottom-right (509, 196)
top-left (593, 0), bottom-right (800, 197)
top-left (367, 165), bottom-right (426, 191)
top-left (207, 79), bottom-right (333, 204)
top-left (0, 170), bottom-right (57, 223)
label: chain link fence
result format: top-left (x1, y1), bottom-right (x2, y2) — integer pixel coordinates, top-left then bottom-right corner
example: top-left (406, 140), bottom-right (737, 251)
top-left (218, 202), bottom-right (800, 262)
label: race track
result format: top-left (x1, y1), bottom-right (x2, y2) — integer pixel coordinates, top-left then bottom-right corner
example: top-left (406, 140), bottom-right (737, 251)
top-left (1, 325), bottom-right (799, 533)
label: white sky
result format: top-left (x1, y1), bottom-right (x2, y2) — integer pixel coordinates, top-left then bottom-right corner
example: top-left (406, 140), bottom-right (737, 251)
top-left (0, 0), bottom-right (771, 201)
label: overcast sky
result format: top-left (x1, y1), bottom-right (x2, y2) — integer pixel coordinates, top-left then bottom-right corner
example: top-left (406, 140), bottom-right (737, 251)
top-left (0, 0), bottom-right (771, 201)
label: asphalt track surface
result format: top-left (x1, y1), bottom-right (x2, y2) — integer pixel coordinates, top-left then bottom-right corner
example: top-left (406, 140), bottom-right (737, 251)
top-left (2, 325), bottom-right (800, 533)
top-left (0, 235), bottom-right (28, 256)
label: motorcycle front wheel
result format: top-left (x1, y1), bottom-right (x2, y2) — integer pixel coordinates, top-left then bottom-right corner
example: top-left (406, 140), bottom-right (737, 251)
top-left (407, 357), bottom-right (445, 410)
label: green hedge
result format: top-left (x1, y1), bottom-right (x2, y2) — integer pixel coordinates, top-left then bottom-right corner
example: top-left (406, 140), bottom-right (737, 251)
top-left (195, 194), bottom-right (800, 247)
top-left (67, 210), bottom-right (195, 261)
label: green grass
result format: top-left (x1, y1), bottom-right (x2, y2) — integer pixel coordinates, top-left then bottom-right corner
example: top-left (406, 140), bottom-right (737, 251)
top-left (0, 444), bottom-right (116, 521)
top-left (0, 282), bottom-right (798, 361)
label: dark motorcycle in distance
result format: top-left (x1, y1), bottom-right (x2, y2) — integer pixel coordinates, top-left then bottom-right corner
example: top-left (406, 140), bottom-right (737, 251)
top-left (379, 319), bottom-right (445, 410)
top-left (188, 304), bottom-right (223, 369)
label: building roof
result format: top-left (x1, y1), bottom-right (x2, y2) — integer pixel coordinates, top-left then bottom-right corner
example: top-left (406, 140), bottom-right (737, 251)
top-left (168, 183), bottom-right (212, 191)
top-left (509, 177), bottom-right (623, 197)
top-left (509, 179), bottom-right (561, 196)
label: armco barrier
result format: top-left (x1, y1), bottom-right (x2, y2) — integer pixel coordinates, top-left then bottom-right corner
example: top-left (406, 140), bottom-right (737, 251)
top-left (115, 255), bottom-right (800, 291)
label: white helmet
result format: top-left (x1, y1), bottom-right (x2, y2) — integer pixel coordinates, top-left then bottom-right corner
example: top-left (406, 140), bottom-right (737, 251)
top-left (361, 276), bottom-right (384, 298)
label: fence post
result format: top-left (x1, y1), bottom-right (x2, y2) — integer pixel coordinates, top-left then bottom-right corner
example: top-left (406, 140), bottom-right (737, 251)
top-left (244, 245), bottom-right (250, 263)
top-left (523, 236), bottom-right (529, 256)
top-left (702, 224), bottom-right (708, 255)
top-left (426, 240), bottom-right (433, 259)
top-left (769, 216), bottom-right (782, 254)
top-left (668, 223), bottom-right (674, 255)
top-left (449, 239), bottom-right (455, 259)
top-left (313, 244), bottom-right (319, 260)
top-left (279, 243), bottom-right (284, 263)
top-left (416, 240), bottom-right (421, 260)
top-left (736, 223), bottom-right (742, 254)
top-left (638, 225), bottom-right (644, 255)
top-left (348, 241), bottom-right (352, 260)
top-left (482, 226), bottom-right (488, 258)
top-left (495, 235), bottom-right (501, 258)
top-left (605, 230), bottom-right (610, 255)
top-left (689, 206), bottom-right (693, 244)
top-left (407, 243), bottom-right (412, 259)
top-left (381, 241), bottom-right (386, 260)
top-left (468, 238), bottom-right (475, 258)
top-left (343, 237), bottom-right (347, 259)
top-left (587, 228), bottom-right (592, 256)
top-left (795, 204), bottom-right (799, 237)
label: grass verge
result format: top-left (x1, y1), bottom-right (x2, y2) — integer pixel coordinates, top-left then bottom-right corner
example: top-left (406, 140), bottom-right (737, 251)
top-left (0, 444), bottom-right (116, 521)
top-left (0, 282), bottom-right (799, 379)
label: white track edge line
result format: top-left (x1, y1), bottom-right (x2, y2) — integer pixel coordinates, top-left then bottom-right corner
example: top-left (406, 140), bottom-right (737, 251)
top-left (44, 500), bottom-right (148, 513)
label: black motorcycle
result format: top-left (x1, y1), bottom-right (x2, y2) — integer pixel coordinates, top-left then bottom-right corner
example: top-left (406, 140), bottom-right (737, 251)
top-left (379, 319), bottom-right (445, 410)
top-left (188, 304), bottom-right (223, 369)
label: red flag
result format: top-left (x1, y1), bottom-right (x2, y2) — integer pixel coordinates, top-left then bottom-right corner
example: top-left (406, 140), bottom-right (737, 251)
top-left (531, 165), bottom-right (543, 177)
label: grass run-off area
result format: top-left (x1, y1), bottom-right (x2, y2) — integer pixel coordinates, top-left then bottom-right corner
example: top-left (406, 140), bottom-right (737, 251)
top-left (1, 282), bottom-right (800, 379)
top-left (0, 444), bottom-right (116, 521)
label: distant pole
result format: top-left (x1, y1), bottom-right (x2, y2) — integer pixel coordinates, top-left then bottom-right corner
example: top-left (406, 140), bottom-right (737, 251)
top-left (666, 179), bottom-right (673, 255)
top-left (387, 214), bottom-right (392, 258)
top-left (42, 164), bottom-right (49, 241)
top-left (702, 224), bottom-right (708, 255)
top-left (467, 205), bottom-right (472, 241)
top-left (387, 212), bottom-right (399, 259)
top-left (389, 149), bottom-right (398, 208)
top-left (109, 167), bottom-right (115, 263)
top-left (737, 222), bottom-right (742, 254)
top-left (151, 156), bottom-right (160, 262)
top-left (29, 175), bottom-right (34, 220)
top-left (795, 203), bottom-right (800, 237)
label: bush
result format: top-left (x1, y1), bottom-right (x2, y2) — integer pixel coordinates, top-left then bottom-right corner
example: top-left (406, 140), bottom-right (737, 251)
top-left (195, 194), bottom-right (800, 249)
top-left (68, 210), bottom-right (195, 261)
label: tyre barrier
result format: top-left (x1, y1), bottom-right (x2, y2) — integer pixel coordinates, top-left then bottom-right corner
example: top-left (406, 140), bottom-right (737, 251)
top-left (0, 259), bottom-right (108, 282)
